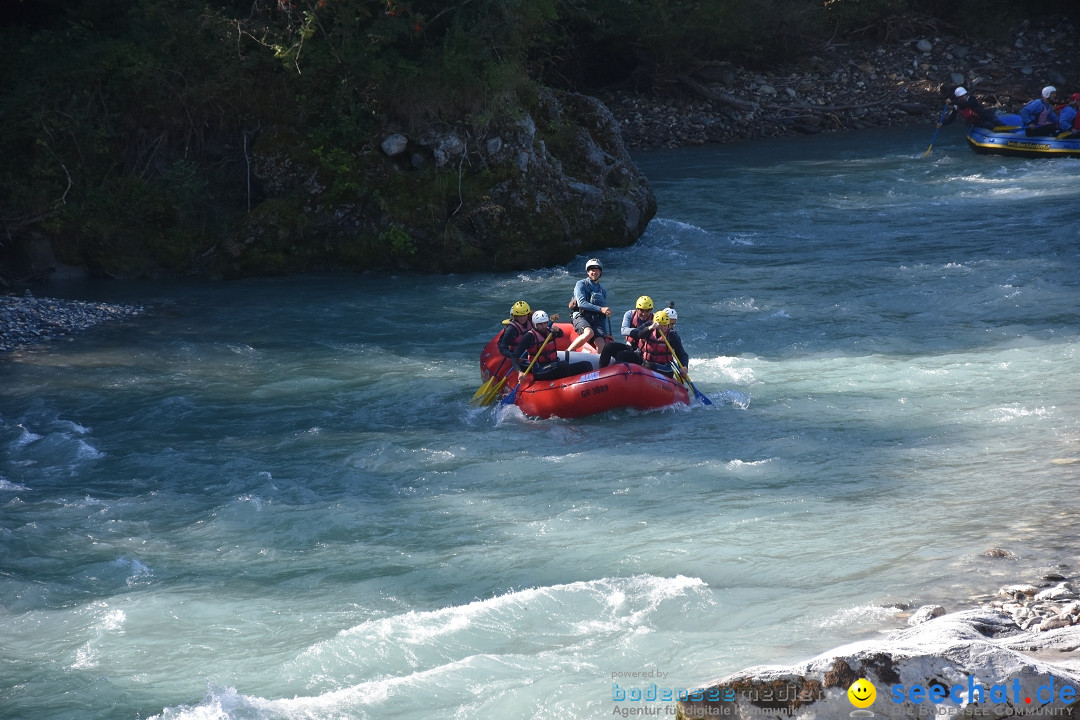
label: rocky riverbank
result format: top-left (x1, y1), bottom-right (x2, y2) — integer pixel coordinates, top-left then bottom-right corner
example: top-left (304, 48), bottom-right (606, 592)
top-left (675, 565), bottom-right (1080, 719)
top-left (598, 17), bottom-right (1077, 151)
top-left (0, 292), bottom-right (144, 354)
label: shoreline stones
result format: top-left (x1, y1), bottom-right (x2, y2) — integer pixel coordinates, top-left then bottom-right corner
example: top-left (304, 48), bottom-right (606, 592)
top-left (598, 17), bottom-right (1076, 151)
top-left (0, 292), bottom-right (144, 353)
top-left (676, 568), bottom-right (1080, 719)
top-left (676, 607), bottom-right (1080, 720)
top-left (993, 580), bottom-right (1080, 632)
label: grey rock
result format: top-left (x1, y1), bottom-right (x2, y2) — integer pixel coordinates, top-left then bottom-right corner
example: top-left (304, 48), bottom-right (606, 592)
top-left (1035, 583), bottom-right (1077, 601)
top-left (380, 133), bottom-right (408, 157)
top-left (679, 610), bottom-right (1080, 719)
top-left (908, 605), bottom-right (947, 626)
top-left (433, 134), bottom-right (464, 167)
top-left (1039, 616), bottom-right (1073, 631)
top-left (998, 583), bottom-right (1039, 597)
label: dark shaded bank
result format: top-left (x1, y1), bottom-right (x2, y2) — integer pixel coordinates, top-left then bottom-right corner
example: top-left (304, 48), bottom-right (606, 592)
top-left (4, 6), bottom-right (1075, 284)
top-left (602, 17), bottom-right (1078, 150)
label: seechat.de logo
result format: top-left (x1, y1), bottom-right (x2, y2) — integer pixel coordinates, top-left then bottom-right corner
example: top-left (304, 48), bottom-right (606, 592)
top-left (847, 678), bottom-right (876, 717)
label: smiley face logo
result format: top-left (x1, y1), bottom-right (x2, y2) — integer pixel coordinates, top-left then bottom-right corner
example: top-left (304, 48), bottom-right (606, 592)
top-left (847, 678), bottom-right (876, 708)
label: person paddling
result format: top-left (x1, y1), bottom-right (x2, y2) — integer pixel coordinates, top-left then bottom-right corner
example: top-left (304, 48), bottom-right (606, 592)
top-left (941, 86), bottom-right (1000, 129)
top-left (514, 311), bottom-right (594, 380)
top-left (628, 308), bottom-right (688, 376)
top-left (498, 300), bottom-right (534, 364)
top-left (599, 295), bottom-right (655, 368)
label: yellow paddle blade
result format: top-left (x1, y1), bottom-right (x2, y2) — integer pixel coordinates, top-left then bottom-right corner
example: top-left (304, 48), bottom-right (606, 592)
top-left (470, 377), bottom-right (495, 403)
top-left (478, 375), bottom-right (511, 406)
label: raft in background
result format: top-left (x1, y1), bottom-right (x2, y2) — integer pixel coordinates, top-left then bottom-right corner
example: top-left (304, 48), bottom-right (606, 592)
top-left (479, 322), bottom-right (691, 419)
top-left (966, 113), bottom-right (1080, 158)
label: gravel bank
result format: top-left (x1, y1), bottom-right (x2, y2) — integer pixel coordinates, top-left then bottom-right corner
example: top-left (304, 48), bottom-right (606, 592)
top-left (598, 18), bottom-right (1076, 150)
top-left (0, 292), bottom-right (144, 354)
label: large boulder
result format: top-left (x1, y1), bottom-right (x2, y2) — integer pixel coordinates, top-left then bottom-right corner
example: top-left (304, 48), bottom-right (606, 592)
top-left (224, 88), bottom-right (656, 275)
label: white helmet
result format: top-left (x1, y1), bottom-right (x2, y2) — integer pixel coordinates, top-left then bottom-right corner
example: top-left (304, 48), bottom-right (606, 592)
top-left (531, 310), bottom-right (549, 324)
top-left (1042, 86), bottom-right (1057, 99)
top-left (585, 258), bottom-right (603, 272)
top-left (664, 308), bottom-right (678, 321)
top-left (954, 86), bottom-right (967, 98)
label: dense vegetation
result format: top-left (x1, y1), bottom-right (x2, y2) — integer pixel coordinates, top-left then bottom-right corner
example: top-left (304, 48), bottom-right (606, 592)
top-left (1, 0), bottom-right (1075, 279)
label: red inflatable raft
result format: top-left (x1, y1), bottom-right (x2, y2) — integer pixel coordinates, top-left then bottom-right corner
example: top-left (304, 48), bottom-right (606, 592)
top-left (479, 323), bottom-right (690, 419)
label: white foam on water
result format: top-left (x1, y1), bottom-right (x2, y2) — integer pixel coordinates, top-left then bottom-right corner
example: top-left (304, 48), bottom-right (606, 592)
top-left (0, 476), bottom-right (29, 491)
top-left (7, 132), bottom-right (1080, 720)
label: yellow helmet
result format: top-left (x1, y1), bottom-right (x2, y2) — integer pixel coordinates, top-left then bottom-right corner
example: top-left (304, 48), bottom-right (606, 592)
top-left (635, 295), bottom-right (654, 311)
top-left (653, 310), bottom-right (670, 326)
top-left (511, 300), bottom-right (531, 317)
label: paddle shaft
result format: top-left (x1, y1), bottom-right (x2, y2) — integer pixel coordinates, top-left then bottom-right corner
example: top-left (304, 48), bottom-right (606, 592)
top-left (500, 331), bottom-right (555, 406)
top-left (923, 101), bottom-right (951, 156)
top-left (658, 328), bottom-right (712, 405)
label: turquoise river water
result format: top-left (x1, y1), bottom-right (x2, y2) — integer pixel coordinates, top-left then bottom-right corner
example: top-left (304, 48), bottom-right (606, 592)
top-left (3, 125), bottom-right (1080, 719)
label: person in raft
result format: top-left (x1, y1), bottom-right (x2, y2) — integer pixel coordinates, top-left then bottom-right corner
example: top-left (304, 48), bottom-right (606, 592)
top-left (600, 307), bottom-right (689, 375)
top-left (566, 258), bottom-right (613, 352)
top-left (597, 295), bottom-right (655, 368)
top-left (941, 86), bottom-right (1001, 129)
top-left (498, 300), bottom-right (534, 363)
top-left (633, 308), bottom-right (689, 376)
top-left (514, 311), bottom-right (594, 380)
top-left (1058, 93), bottom-right (1080, 136)
top-left (621, 295), bottom-right (655, 346)
top-left (1019, 86), bottom-right (1059, 136)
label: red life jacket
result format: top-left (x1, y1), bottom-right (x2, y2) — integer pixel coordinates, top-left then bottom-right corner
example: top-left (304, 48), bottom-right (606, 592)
top-left (626, 310), bottom-right (651, 349)
top-left (526, 328), bottom-right (558, 365)
top-left (499, 318), bottom-right (532, 357)
top-left (640, 329), bottom-right (673, 366)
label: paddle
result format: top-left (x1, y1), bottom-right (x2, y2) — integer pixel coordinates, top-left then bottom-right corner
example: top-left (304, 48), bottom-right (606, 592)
top-left (479, 363), bottom-right (515, 406)
top-left (471, 356), bottom-right (509, 405)
top-left (923, 101), bottom-right (951, 157)
top-left (658, 330), bottom-right (712, 405)
top-left (499, 331), bottom-right (555, 407)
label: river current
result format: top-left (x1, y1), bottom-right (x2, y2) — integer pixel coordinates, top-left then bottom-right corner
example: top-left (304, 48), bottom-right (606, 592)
top-left (3, 126), bottom-right (1080, 720)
